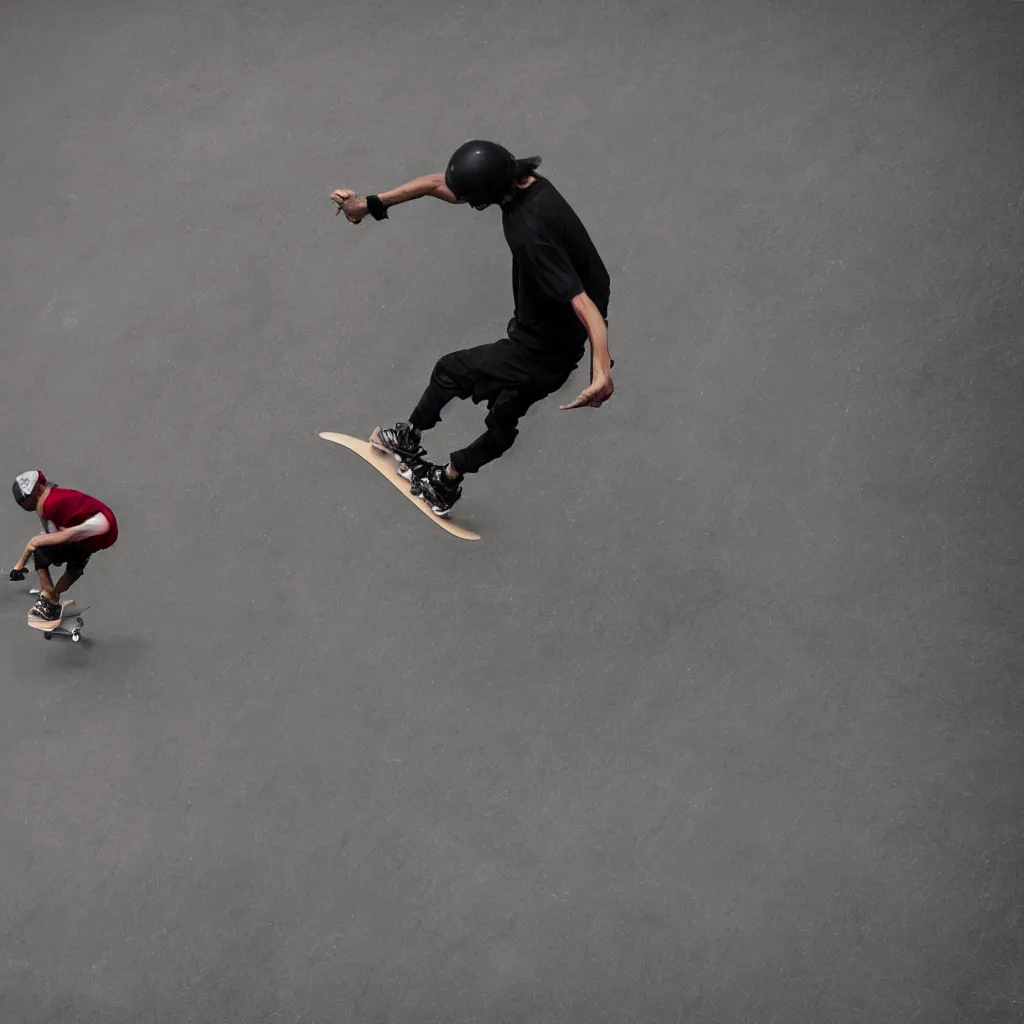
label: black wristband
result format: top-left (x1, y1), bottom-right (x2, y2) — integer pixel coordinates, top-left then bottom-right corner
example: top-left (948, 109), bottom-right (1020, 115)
top-left (366, 195), bottom-right (388, 221)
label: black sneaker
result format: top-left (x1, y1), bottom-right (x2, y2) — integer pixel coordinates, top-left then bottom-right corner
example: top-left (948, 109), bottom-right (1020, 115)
top-left (29, 597), bottom-right (62, 622)
top-left (370, 422), bottom-right (424, 462)
top-left (410, 464), bottom-right (463, 517)
top-left (396, 449), bottom-right (431, 485)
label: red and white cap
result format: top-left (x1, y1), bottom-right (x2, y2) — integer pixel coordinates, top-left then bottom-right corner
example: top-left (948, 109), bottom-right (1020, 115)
top-left (12, 470), bottom-right (46, 503)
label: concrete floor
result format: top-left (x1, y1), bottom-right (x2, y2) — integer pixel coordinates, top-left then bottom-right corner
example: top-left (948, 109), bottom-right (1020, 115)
top-left (2, 0), bottom-right (1022, 1021)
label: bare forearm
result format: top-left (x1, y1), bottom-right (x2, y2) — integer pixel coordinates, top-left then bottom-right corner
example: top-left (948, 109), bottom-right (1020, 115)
top-left (572, 292), bottom-right (611, 374)
top-left (588, 325), bottom-right (611, 371)
top-left (15, 527), bottom-right (81, 569)
top-left (559, 295), bottom-right (616, 410)
top-left (331, 172), bottom-right (459, 223)
top-left (379, 173), bottom-right (457, 209)
top-left (14, 539), bottom-right (41, 570)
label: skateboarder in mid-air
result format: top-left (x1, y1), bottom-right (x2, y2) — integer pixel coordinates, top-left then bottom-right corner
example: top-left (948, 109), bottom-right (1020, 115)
top-left (10, 471), bottom-right (118, 621)
top-left (330, 140), bottom-right (614, 517)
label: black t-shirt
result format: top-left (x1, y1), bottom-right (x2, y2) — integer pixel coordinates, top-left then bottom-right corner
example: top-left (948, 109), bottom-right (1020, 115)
top-left (501, 176), bottom-right (610, 362)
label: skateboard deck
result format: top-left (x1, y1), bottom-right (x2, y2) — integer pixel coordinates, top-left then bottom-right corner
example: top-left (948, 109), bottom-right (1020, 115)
top-left (27, 599), bottom-right (91, 641)
top-left (319, 432), bottom-right (481, 541)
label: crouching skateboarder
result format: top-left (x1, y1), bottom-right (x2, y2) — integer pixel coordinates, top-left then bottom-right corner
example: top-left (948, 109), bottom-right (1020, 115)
top-left (330, 140), bottom-right (614, 517)
top-left (10, 471), bottom-right (118, 621)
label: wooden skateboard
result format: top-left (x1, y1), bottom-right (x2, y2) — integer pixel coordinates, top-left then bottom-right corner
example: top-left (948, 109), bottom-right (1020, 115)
top-left (27, 599), bottom-right (91, 642)
top-left (319, 432), bottom-right (481, 541)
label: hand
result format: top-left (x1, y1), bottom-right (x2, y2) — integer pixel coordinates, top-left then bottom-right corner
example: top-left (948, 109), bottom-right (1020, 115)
top-left (330, 189), bottom-right (368, 224)
top-left (9, 567), bottom-right (27, 582)
top-left (560, 371), bottom-right (614, 410)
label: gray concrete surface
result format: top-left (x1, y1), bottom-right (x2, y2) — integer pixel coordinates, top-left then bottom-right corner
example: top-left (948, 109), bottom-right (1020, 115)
top-left (2, 0), bottom-right (1022, 1021)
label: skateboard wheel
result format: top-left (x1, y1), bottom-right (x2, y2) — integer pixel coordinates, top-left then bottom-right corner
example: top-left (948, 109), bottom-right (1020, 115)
top-left (76, 618), bottom-right (84, 627)
top-left (71, 632), bottom-right (81, 642)
top-left (43, 633), bottom-right (52, 640)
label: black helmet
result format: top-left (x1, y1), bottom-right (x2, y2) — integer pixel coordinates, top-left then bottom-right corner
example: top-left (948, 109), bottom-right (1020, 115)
top-left (445, 140), bottom-right (517, 208)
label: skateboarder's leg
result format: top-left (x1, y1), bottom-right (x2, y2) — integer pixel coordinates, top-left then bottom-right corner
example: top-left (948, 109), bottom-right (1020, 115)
top-left (52, 556), bottom-right (89, 598)
top-left (409, 357), bottom-right (573, 515)
top-left (407, 388), bottom-right (537, 516)
top-left (448, 387), bottom-right (539, 476)
top-left (32, 543), bottom-right (89, 598)
top-left (408, 344), bottom-right (503, 432)
top-left (34, 566), bottom-right (57, 603)
top-left (29, 544), bottom-right (73, 618)
top-left (374, 345), bottom-right (497, 466)
top-left (31, 544), bottom-right (66, 604)
top-left (445, 351), bottom-right (581, 477)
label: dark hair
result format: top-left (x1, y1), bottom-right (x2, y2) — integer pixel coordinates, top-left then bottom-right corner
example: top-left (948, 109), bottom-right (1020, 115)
top-left (514, 155), bottom-right (542, 181)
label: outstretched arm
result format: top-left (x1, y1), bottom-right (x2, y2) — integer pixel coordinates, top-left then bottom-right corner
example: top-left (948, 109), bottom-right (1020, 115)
top-left (378, 173), bottom-right (461, 208)
top-left (331, 173), bottom-right (462, 222)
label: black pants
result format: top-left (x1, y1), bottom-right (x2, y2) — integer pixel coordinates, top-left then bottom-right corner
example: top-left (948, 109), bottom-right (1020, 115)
top-left (32, 542), bottom-right (92, 576)
top-left (409, 339), bottom-right (583, 475)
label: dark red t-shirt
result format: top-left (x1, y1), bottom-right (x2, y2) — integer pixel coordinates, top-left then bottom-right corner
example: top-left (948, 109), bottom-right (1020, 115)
top-left (41, 487), bottom-right (119, 553)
